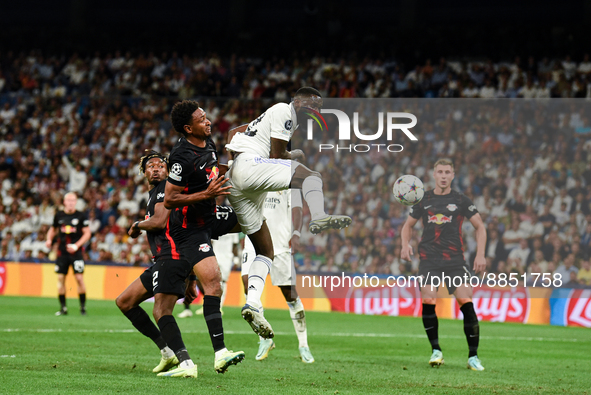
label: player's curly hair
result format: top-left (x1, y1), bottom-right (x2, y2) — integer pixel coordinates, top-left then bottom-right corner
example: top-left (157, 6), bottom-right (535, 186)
top-left (171, 100), bottom-right (200, 136)
top-left (139, 150), bottom-right (168, 174)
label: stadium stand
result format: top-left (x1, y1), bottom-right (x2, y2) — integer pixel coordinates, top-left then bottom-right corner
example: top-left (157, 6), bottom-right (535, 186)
top-left (0, 52), bottom-right (590, 287)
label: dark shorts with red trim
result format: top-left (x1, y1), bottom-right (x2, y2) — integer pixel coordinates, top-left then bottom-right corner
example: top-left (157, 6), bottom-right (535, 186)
top-left (176, 206), bottom-right (239, 266)
top-left (419, 259), bottom-right (473, 295)
top-left (140, 258), bottom-right (192, 298)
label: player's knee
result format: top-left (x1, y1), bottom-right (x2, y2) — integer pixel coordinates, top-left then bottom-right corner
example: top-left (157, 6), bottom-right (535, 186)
top-left (423, 298), bottom-right (437, 305)
top-left (115, 294), bottom-right (131, 312)
top-left (457, 298), bottom-right (472, 307)
top-left (152, 305), bottom-right (164, 322)
top-left (204, 280), bottom-right (222, 297)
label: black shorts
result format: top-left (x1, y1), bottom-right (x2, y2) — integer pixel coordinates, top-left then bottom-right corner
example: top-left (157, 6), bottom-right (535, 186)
top-left (139, 259), bottom-right (192, 298)
top-left (419, 260), bottom-right (473, 295)
top-left (179, 206), bottom-right (238, 265)
top-left (55, 254), bottom-right (85, 274)
top-left (212, 206), bottom-right (239, 239)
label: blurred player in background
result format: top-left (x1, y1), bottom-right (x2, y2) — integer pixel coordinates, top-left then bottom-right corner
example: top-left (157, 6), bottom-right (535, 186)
top-left (226, 86), bottom-right (351, 339)
top-left (116, 151), bottom-right (188, 376)
top-left (45, 192), bottom-right (91, 316)
top-left (401, 159), bottom-right (487, 371)
top-left (164, 100), bottom-right (245, 376)
top-left (242, 189), bottom-right (314, 363)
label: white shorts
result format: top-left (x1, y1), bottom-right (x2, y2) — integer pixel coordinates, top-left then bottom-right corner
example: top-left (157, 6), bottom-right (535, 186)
top-left (241, 250), bottom-right (294, 287)
top-left (215, 253), bottom-right (233, 282)
top-left (227, 153), bottom-right (298, 235)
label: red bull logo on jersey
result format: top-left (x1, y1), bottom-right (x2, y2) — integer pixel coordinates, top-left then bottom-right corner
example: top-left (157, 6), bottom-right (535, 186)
top-left (60, 225), bottom-right (76, 234)
top-left (206, 166), bottom-right (219, 182)
top-left (427, 214), bottom-right (453, 224)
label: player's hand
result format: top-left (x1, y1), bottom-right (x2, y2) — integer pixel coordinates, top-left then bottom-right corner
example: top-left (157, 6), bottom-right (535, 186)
top-left (290, 234), bottom-right (300, 254)
top-left (45, 240), bottom-right (52, 249)
top-left (473, 255), bottom-right (486, 274)
top-left (401, 244), bottom-right (413, 261)
top-left (184, 280), bottom-right (198, 304)
top-left (66, 244), bottom-right (79, 254)
top-left (205, 175), bottom-right (231, 198)
top-left (290, 149), bottom-right (306, 162)
top-left (128, 227), bottom-right (141, 238)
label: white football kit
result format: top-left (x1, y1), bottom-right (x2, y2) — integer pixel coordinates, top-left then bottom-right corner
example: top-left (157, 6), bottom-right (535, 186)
top-left (226, 102), bottom-right (300, 235)
top-left (212, 233), bottom-right (239, 282)
top-left (242, 190), bottom-right (303, 286)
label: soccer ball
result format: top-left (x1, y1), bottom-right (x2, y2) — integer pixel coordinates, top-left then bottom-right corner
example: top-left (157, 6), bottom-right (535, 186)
top-left (393, 175), bottom-right (424, 206)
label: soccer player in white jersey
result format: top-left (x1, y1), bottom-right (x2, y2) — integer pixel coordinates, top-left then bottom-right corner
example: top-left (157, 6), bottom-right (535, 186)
top-left (241, 189), bottom-right (314, 363)
top-left (226, 87), bottom-right (352, 339)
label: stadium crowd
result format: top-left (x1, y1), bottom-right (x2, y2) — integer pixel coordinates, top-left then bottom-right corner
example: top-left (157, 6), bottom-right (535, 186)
top-left (2, 51), bottom-right (591, 99)
top-left (1, 51), bottom-right (591, 288)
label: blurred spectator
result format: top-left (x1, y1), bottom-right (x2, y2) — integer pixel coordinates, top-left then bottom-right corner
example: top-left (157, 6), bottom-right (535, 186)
top-left (554, 254), bottom-right (579, 283)
top-left (577, 259), bottom-right (591, 286)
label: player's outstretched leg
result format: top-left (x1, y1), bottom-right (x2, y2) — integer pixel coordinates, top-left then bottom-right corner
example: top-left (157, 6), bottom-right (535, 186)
top-left (292, 167), bottom-right (351, 234)
top-left (460, 302), bottom-right (484, 371)
top-left (423, 303), bottom-right (444, 367)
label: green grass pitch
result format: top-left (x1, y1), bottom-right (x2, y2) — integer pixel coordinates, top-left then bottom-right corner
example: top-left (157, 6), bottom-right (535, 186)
top-left (0, 296), bottom-right (589, 394)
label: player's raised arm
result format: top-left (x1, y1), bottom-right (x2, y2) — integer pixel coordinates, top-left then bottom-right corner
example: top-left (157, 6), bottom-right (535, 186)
top-left (469, 213), bottom-right (487, 273)
top-left (164, 176), bottom-right (231, 209)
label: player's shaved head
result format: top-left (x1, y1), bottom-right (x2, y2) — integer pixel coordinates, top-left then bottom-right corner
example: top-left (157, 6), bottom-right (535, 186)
top-left (171, 100), bottom-right (200, 136)
top-left (63, 192), bottom-right (77, 213)
top-left (294, 86), bottom-right (323, 111)
top-left (295, 86), bottom-right (322, 98)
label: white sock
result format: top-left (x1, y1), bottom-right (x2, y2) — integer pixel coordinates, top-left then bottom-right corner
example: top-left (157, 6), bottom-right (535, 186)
top-left (220, 280), bottom-right (228, 308)
top-left (214, 347), bottom-right (228, 360)
top-left (301, 176), bottom-right (327, 221)
top-left (287, 297), bottom-right (308, 348)
top-left (179, 359), bottom-right (194, 368)
top-left (161, 346), bottom-right (175, 359)
top-left (246, 255), bottom-right (272, 309)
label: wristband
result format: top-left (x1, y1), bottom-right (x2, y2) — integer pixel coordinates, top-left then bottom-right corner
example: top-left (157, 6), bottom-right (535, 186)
top-left (189, 275), bottom-right (198, 281)
top-left (292, 230), bottom-right (301, 238)
top-left (132, 221), bottom-right (140, 230)
top-left (68, 244), bottom-right (78, 252)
